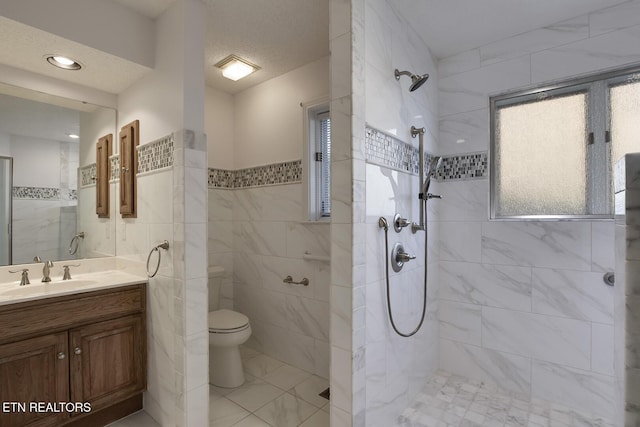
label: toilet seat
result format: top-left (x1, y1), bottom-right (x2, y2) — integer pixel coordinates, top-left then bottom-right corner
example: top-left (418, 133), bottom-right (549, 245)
top-left (208, 309), bottom-right (249, 334)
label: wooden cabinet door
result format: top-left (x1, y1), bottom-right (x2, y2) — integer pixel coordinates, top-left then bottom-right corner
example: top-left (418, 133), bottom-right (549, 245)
top-left (119, 120), bottom-right (139, 218)
top-left (69, 315), bottom-right (145, 412)
top-left (0, 332), bottom-right (69, 427)
top-left (96, 134), bottom-right (112, 218)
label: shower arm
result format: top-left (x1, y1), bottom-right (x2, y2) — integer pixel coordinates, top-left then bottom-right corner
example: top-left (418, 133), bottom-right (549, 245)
top-left (411, 126), bottom-right (426, 233)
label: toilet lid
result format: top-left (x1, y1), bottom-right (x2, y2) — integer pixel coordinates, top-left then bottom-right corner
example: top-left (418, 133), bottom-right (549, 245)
top-left (208, 309), bottom-right (249, 331)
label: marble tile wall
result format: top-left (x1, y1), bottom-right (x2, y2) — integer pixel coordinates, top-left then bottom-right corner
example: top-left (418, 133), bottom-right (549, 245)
top-left (207, 183), bottom-right (331, 379)
top-left (362, 1), bottom-right (440, 427)
top-left (434, 2), bottom-right (640, 420)
top-left (107, 130), bottom-right (209, 427)
top-left (614, 153), bottom-right (640, 426)
top-left (329, 0), bottom-right (364, 425)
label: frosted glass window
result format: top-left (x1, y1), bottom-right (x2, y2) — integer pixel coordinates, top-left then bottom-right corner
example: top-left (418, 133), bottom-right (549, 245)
top-left (495, 92), bottom-right (588, 216)
top-left (610, 80), bottom-right (640, 169)
top-left (317, 113), bottom-right (331, 217)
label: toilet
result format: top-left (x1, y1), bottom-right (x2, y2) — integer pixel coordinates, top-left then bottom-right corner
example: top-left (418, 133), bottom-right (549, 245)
top-left (208, 267), bottom-right (252, 388)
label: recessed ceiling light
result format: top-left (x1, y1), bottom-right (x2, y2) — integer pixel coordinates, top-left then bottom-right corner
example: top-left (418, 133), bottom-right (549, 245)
top-left (67, 133), bottom-right (79, 139)
top-left (46, 55), bottom-right (82, 70)
top-left (214, 55), bottom-right (260, 81)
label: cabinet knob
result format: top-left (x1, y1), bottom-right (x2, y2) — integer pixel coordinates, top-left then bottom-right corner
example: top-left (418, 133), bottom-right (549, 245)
top-left (74, 347), bottom-right (82, 355)
top-left (57, 352), bottom-right (65, 360)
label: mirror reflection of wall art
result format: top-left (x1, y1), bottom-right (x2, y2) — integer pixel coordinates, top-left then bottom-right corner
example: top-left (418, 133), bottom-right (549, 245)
top-left (96, 134), bottom-right (112, 218)
top-left (120, 120), bottom-right (139, 218)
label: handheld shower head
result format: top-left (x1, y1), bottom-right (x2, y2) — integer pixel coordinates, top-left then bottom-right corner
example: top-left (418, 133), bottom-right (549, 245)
top-left (394, 69), bottom-right (429, 92)
top-left (428, 156), bottom-right (443, 177)
top-left (422, 156), bottom-right (442, 194)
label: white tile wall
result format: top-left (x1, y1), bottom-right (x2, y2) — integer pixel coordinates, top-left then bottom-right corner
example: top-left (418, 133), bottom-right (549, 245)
top-left (208, 183), bottom-right (331, 381)
top-left (614, 154), bottom-right (640, 426)
top-left (434, 4), bottom-right (640, 420)
top-left (361, 0), bottom-right (440, 426)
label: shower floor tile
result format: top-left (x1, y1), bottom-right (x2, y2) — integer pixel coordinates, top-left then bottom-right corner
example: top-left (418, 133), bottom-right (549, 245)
top-left (396, 370), bottom-right (614, 427)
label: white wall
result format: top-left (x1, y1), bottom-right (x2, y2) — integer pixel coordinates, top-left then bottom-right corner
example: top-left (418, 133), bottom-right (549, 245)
top-left (10, 135), bottom-right (60, 188)
top-left (233, 56), bottom-right (329, 169)
top-left (79, 108), bottom-right (116, 167)
top-left (361, 1), bottom-right (440, 426)
top-left (434, 1), bottom-right (640, 420)
top-left (205, 87), bottom-right (234, 169)
top-left (0, 131), bottom-right (10, 156)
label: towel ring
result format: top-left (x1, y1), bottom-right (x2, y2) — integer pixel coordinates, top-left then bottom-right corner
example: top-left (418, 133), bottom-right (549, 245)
top-left (146, 240), bottom-right (170, 278)
top-left (68, 232), bottom-right (85, 255)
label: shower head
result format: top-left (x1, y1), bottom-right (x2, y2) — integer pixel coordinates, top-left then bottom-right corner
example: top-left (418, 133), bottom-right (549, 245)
top-left (422, 156), bottom-right (442, 194)
top-left (428, 156), bottom-right (443, 177)
top-left (394, 69), bottom-right (430, 92)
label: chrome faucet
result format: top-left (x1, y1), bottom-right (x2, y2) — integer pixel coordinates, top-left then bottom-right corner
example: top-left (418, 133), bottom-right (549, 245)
top-left (62, 264), bottom-right (80, 280)
top-left (9, 268), bottom-right (30, 286)
top-left (33, 256), bottom-right (54, 282)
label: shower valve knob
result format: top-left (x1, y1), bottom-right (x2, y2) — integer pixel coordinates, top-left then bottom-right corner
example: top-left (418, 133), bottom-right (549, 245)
top-left (391, 242), bottom-right (414, 272)
top-left (396, 251), bottom-right (416, 263)
top-left (393, 213), bottom-right (411, 233)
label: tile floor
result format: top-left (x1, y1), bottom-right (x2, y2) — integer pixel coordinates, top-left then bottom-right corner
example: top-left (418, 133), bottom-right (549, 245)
top-left (396, 370), bottom-right (614, 427)
top-left (108, 346), bottom-right (330, 427)
top-left (109, 357), bottom-right (614, 427)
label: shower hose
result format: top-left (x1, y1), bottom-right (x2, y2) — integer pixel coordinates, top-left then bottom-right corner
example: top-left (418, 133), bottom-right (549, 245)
top-left (380, 202), bottom-right (429, 338)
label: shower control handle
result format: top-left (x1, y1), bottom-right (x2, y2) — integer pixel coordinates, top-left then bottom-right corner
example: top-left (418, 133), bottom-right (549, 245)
top-left (396, 251), bottom-right (416, 263)
top-left (426, 193), bottom-right (442, 200)
top-left (391, 242), bottom-right (415, 272)
top-left (393, 214), bottom-right (411, 233)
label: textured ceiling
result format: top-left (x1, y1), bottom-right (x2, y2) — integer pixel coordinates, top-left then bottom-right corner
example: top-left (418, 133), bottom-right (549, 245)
top-left (391, 0), bottom-right (630, 59)
top-left (203, 0), bottom-right (329, 94)
top-left (113, 0), bottom-right (330, 94)
top-left (0, 0), bottom-right (630, 100)
top-left (0, 17), bottom-right (151, 95)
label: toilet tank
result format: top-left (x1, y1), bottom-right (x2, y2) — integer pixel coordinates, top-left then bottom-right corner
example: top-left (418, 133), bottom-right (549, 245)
top-left (208, 266), bottom-right (225, 311)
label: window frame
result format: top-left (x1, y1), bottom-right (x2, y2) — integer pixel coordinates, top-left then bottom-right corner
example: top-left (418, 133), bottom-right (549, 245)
top-left (489, 64), bottom-right (640, 221)
top-left (302, 98), bottom-right (331, 222)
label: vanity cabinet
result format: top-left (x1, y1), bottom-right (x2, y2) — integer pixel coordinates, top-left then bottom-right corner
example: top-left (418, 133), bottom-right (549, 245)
top-left (0, 283), bottom-right (146, 427)
top-left (0, 333), bottom-right (69, 427)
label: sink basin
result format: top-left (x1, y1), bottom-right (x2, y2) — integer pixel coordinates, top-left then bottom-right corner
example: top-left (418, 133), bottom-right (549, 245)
top-left (0, 280), bottom-right (97, 297)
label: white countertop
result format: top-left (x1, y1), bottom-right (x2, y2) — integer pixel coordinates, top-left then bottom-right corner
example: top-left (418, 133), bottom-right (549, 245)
top-left (0, 270), bottom-right (148, 306)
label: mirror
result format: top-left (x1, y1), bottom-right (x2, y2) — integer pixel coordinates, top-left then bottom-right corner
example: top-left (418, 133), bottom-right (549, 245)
top-left (0, 82), bottom-right (116, 266)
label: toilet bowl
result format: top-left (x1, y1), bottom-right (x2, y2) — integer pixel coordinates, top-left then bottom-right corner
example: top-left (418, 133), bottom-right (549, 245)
top-left (208, 309), bottom-right (252, 388)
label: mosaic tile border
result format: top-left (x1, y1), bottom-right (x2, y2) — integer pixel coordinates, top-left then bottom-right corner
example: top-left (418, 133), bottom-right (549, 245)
top-left (109, 156), bottom-right (120, 182)
top-left (436, 152), bottom-right (487, 181)
top-left (138, 134), bottom-right (173, 174)
top-left (80, 134), bottom-right (175, 186)
top-left (80, 164), bottom-right (97, 187)
top-left (366, 127), bottom-right (421, 174)
top-left (208, 160), bottom-right (303, 189)
top-left (13, 186), bottom-right (60, 200)
top-left (365, 125), bottom-right (487, 181)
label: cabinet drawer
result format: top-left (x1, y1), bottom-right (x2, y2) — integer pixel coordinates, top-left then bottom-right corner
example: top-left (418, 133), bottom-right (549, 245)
top-left (0, 284), bottom-right (145, 345)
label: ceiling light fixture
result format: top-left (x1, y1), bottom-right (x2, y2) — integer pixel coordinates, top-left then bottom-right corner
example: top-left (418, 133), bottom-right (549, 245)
top-left (215, 55), bottom-right (260, 81)
top-left (67, 133), bottom-right (79, 139)
top-left (46, 55), bottom-right (82, 70)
